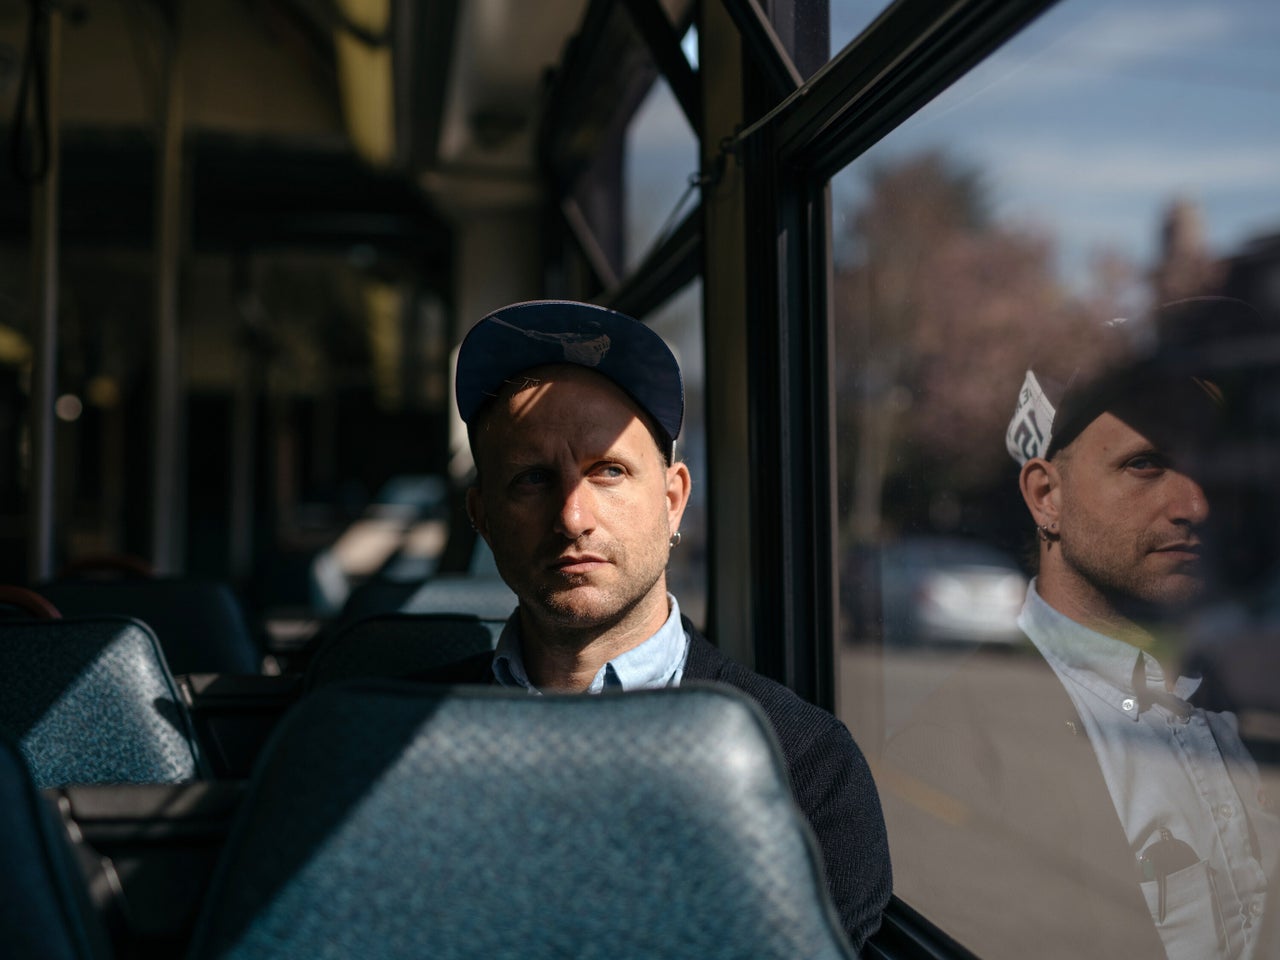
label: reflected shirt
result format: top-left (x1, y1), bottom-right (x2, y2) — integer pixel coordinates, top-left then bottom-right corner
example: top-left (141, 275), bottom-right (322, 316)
top-left (1020, 579), bottom-right (1280, 960)
top-left (491, 595), bottom-right (689, 693)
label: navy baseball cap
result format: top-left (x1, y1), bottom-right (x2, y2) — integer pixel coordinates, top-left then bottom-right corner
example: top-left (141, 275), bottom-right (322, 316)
top-left (1006, 297), bottom-right (1261, 465)
top-left (455, 300), bottom-right (685, 453)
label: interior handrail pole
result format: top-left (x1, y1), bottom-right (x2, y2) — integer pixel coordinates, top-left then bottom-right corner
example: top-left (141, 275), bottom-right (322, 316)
top-left (27, 5), bottom-right (61, 582)
top-left (151, 5), bottom-right (184, 574)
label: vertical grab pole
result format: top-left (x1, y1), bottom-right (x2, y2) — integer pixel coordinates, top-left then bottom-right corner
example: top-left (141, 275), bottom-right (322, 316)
top-left (151, 8), bottom-right (184, 574)
top-left (27, 8), bottom-right (61, 582)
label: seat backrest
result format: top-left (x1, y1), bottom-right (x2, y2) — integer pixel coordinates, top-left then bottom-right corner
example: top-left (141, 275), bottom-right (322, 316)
top-left (468, 537), bottom-right (501, 576)
top-left (302, 613), bottom-right (503, 691)
top-left (38, 578), bottom-right (261, 675)
top-left (190, 682), bottom-right (854, 960)
top-left (399, 573), bottom-right (516, 619)
top-left (0, 617), bottom-right (205, 788)
top-left (0, 584), bottom-right (63, 619)
top-left (336, 577), bottom-right (421, 622)
top-left (0, 732), bottom-right (112, 960)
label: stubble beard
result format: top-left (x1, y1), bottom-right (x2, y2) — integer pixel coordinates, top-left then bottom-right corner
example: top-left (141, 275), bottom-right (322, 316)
top-left (1058, 531), bottom-right (1206, 623)
top-left (516, 540), bottom-right (671, 643)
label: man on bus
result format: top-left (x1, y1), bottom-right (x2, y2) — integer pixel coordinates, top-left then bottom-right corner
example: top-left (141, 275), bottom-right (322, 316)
top-left (437, 299), bottom-right (891, 951)
top-left (886, 297), bottom-right (1278, 960)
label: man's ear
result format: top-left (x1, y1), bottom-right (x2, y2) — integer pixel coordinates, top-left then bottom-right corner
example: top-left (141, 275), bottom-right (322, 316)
top-left (665, 461), bottom-right (692, 534)
top-left (466, 486), bottom-right (491, 544)
top-left (1019, 457), bottom-right (1061, 529)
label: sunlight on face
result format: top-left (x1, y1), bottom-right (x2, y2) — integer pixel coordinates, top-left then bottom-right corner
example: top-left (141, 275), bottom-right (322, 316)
top-left (469, 366), bottom-right (690, 639)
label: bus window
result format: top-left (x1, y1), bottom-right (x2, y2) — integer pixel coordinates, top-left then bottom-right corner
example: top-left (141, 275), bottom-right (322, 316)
top-left (828, 2), bottom-right (894, 64)
top-left (830, 0), bottom-right (1280, 957)
top-left (624, 74), bottom-right (698, 273)
top-left (646, 281), bottom-right (706, 627)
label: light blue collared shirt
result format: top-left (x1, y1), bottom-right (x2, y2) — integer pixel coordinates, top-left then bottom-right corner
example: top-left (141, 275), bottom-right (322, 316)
top-left (1020, 579), bottom-right (1279, 960)
top-left (491, 594), bottom-right (689, 694)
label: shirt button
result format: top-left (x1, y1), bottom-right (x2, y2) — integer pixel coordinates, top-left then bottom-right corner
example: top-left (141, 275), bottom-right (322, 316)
top-left (1218, 803), bottom-right (1236, 819)
top-left (1250, 902), bottom-right (1264, 918)
top-left (1122, 697), bottom-right (1136, 711)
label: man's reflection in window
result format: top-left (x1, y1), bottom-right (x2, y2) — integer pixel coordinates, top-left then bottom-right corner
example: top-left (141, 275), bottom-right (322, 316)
top-left (884, 298), bottom-right (1279, 960)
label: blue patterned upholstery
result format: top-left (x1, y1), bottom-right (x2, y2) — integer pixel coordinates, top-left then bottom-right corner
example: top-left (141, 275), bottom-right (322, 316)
top-left (303, 613), bottom-right (502, 691)
top-left (400, 574), bottom-right (517, 619)
top-left (0, 733), bottom-right (111, 959)
top-left (190, 682), bottom-right (855, 959)
top-left (38, 578), bottom-right (261, 675)
top-left (0, 617), bottom-right (205, 788)
top-left (337, 577), bottom-right (420, 622)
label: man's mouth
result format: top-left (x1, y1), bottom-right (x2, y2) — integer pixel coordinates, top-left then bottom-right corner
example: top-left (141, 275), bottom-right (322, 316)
top-left (1152, 541), bottom-right (1202, 561)
top-left (550, 553), bottom-right (609, 574)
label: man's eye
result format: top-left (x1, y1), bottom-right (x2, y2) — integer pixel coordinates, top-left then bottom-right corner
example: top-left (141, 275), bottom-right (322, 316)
top-left (594, 464), bottom-right (625, 479)
top-left (1126, 456), bottom-right (1163, 473)
top-left (514, 468), bottom-right (551, 486)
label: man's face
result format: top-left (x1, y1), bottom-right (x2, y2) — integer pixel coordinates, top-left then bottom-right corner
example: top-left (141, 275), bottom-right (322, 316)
top-left (1049, 388), bottom-right (1215, 616)
top-left (467, 365), bottom-right (690, 636)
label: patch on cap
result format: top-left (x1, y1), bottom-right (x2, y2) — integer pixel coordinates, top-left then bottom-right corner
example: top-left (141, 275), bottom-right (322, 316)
top-left (488, 316), bottom-right (612, 367)
top-left (1006, 370), bottom-right (1057, 466)
top-left (1004, 297), bottom-right (1265, 468)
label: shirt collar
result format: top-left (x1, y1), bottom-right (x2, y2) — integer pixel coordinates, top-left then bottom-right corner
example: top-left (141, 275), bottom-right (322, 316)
top-left (491, 595), bottom-right (688, 694)
top-left (1019, 578), bottom-right (1200, 721)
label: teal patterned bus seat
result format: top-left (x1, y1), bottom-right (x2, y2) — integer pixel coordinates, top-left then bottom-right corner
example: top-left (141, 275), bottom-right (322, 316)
top-left (191, 682), bottom-right (855, 959)
top-left (0, 617), bottom-right (205, 788)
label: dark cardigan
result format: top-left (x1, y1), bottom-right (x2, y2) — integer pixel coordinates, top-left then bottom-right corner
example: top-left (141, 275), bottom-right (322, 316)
top-left (681, 627), bottom-right (891, 952)
top-left (416, 621), bottom-right (892, 951)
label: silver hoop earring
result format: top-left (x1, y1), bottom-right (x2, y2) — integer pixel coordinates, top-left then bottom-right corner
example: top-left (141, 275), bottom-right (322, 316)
top-left (669, 531), bottom-right (682, 548)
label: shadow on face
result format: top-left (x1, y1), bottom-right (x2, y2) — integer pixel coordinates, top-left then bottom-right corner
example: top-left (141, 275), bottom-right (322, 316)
top-left (469, 364), bottom-right (672, 481)
top-left (463, 365), bottom-right (692, 637)
top-left (1106, 375), bottom-right (1268, 603)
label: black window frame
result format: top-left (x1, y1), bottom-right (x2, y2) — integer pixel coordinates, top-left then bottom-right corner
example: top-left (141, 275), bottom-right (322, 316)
top-left (740, 0), bottom-right (1058, 704)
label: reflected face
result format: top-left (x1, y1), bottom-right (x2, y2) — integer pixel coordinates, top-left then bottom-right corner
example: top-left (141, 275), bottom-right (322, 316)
top-left (1053, 395), bottom-right (1213, 613)
top-left (468, 365), bottom-right (689, 636)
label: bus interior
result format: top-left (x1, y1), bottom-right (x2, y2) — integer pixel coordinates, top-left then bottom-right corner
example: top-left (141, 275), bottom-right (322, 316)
top-left (2, 0), bottom-right (1279, 957)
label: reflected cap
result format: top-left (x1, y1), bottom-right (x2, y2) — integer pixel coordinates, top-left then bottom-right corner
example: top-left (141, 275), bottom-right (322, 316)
top-left (1005, 296), bottom-right (1262, 466)
top-left (455, 300), bottom-right (684, 453)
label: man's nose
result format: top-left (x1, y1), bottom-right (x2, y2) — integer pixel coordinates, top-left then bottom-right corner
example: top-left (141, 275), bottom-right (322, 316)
top-left (1171, 470), bottom-right (1210, 526)
top-left (554, 478), bottom-right (597, 539)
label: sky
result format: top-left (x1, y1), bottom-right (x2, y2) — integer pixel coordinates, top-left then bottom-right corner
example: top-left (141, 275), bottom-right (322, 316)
top-left (829, 0), bottom-right (1280, 290)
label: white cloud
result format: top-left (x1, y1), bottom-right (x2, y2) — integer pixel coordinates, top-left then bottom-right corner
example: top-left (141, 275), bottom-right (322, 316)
top-left (982, 139), bottom-right (1280, 195)
top-left (1050, 7), bottom-right (1235, 72)
top-left (921, 3), bottom-right (1240, 119)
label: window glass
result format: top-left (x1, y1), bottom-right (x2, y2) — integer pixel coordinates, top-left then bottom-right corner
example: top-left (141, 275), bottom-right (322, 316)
top-left (647, 280), bottom-right (707, 628)
top-left (624, 76), bottom-right (699, 273)
top-left (681, 22), bottom-right (699, 69)
top-left (831, 2), bottom-right (1280, 957)
top-left (621, 29), bottom-right (703, 623)
top-left (828, 1), bottom-right (891, 63)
